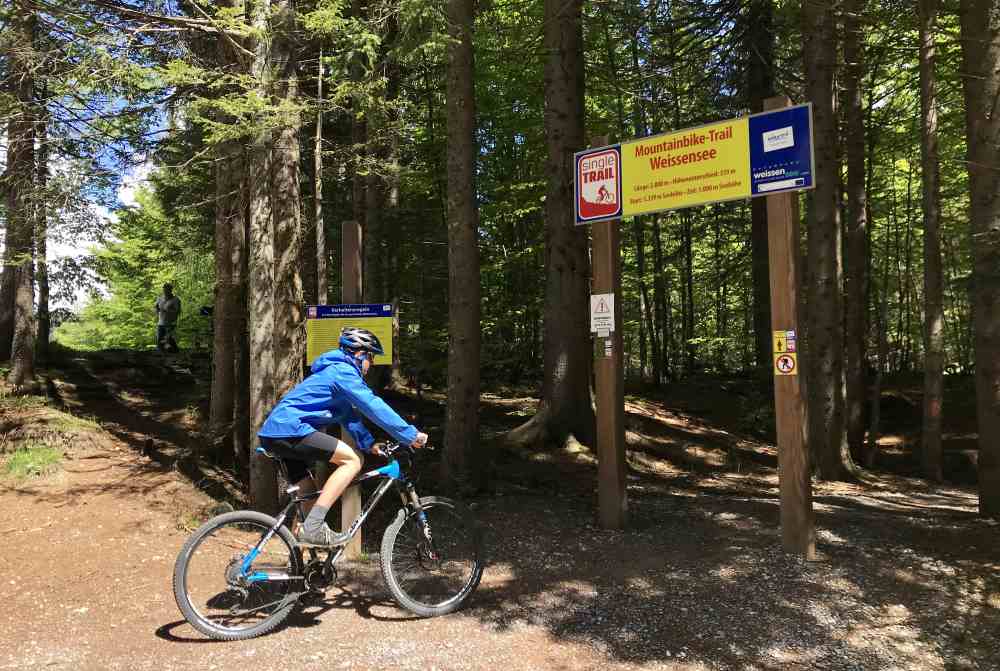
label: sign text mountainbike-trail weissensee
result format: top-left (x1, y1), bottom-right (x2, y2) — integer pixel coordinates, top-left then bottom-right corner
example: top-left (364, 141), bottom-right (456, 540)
top-left (574, 104), bottom-right (815, 225)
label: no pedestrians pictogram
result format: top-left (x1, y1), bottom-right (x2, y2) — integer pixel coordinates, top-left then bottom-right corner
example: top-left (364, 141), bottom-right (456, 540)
top-left (774, 353), bottom-right (797, 376)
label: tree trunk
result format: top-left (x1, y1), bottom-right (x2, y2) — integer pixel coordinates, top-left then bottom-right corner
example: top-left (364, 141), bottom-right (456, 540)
top-left (802, 0), bottom-right (853, 480)
top-left (315, 48), bottom-right (327, 305)
top-left (843, 0), bottom-right (869, 464)
top-left (746, 0), bottom-right (774, 374)
top-left (919, 0), bottom-right (944, 482)
top-left (682, 213), bottom-right (696, 374)
top-left (209, 3), bottom-right (246, 464)
top-left (210, 140), bottom-right (244, 463)
top-left (959, 0), bottom-right (1000, 517)
top-left (444, 0), bottom-right (482, 489)
top-left (6, 4), bottom-right (36, 391)
top-left (507, 0), bottom-right (594, 448)
top-left (35, 102), bottom-right (50, 361)
top-left (652, 218), bottom-right (669, 381)
top-left (630, 35), bottom-right (655, 382)
top-left (271, 0), bottom-right (305, 401)
top-left (351, 0), bottom-right (367, 275)
top-left (867, 279), bottom-right (890, 468)
top-left (248, 0), bottom-right (277, 513)
top-left (234, 173), bottom-right (252, 482)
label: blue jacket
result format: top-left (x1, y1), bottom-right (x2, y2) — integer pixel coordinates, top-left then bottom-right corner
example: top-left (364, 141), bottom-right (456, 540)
top-left (257, 349), bottom-right (418, 452)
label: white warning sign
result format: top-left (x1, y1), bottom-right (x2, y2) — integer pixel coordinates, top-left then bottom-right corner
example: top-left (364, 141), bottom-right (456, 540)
top-left (590, 293), bottom-right (615, 334)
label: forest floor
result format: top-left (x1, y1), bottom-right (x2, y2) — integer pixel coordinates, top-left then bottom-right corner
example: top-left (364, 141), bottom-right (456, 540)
top-left (0, 349), bottom-right (997, 671)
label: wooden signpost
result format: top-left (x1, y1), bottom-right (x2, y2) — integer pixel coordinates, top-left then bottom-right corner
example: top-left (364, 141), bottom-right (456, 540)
top-left (763, 95), bottom-right (814, 557)
top-left (579, 100), bottom-right (816, 555)
top-left (590, 144), bottom-right (628, 528)
top-left (341, 219), bottom-right (363, 559)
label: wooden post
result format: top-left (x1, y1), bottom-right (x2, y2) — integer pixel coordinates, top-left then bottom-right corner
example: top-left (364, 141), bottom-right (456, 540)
top-left (341, 219), bottom-right (363, 559)
top-left (765, 96), bottom-right (815, 558)
top-left (591, 179), bottom-right (628, 528)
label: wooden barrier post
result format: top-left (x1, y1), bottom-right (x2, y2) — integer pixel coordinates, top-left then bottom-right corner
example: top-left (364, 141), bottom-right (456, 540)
top-left (590, 134), bottom-right (628, 529)
top-left (764, 96), bottom-right (815, 558)
top-left (341, 219), bottom-right (363, 559)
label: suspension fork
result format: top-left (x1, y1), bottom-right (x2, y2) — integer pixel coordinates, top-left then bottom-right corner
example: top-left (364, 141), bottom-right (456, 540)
top-left (398, 481), bottom-right (438, 559)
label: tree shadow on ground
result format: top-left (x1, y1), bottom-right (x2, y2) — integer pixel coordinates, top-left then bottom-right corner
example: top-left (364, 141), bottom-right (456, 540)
top-left (455, 480), bottom-right (999, 670)
top-left (41, 352), bottom-right (242, 505)
top-left (38, 351), bottom-right (998, 669)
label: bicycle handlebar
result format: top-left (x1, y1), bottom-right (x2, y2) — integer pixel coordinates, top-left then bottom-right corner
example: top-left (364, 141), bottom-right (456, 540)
top-left (383, 441), bottom-right (435, 457)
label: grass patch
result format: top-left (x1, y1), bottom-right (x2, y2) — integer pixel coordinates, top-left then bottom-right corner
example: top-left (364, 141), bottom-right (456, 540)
top-left (49, 412), bottom-right (101, 432)
top-left (3, 442), bottom-right (63, 480)
top-left (0, 393), bottom-right (48, 411)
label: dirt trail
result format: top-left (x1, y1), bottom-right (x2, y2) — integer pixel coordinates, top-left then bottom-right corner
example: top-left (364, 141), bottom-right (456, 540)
top-left (1, 352), bottom-right (998, 671)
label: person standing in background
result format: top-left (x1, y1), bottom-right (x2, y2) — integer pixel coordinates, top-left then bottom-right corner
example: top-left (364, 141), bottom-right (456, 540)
top-left (155, 283), bottom-right (182, 352)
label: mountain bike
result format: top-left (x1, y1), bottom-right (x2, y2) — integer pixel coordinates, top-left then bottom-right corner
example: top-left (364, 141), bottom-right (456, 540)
top-left (172, 442), bottom-right (484, 641)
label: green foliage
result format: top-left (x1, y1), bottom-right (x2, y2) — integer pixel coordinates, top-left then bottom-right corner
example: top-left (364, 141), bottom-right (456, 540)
top-left (53, 187), bottom-right (214, 351)
top-left (19, 0), bottom-right (985, 388)
top-left (3, 443), bottom-right (63, 480)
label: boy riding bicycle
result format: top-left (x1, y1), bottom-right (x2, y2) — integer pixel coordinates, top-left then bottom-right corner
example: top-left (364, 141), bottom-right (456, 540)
top-left (258, 327), bottom-right (428, 547)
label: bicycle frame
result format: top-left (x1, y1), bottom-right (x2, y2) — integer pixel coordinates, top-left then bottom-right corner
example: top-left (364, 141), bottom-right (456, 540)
top-left (240, 455), bottom-right (424, 585)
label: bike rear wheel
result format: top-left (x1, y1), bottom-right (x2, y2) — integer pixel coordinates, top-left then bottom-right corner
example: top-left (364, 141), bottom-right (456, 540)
top-left (380, 496), bottom-right (484, 617)
top-left (173, 511), bottom-right (302, 640)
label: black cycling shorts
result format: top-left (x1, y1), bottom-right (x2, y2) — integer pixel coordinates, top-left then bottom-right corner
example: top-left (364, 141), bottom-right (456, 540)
top-left (260, 431), bottom-right (357, 483)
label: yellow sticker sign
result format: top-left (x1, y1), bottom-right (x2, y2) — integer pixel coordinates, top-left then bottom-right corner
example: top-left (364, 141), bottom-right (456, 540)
top-left (621, 118), bottom-right (751, 215)
top-left (774, 353), bottom-right (798, 376)
top-left (306, 304), bottom-right (394, 366)
top-left (772, 329), bottom-right (797, 354)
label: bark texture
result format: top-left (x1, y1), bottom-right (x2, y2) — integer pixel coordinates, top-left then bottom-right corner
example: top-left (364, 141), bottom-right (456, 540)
top-left (315, 48), bottom-right (327, 304)
top-left (35, 105), bottom-right (50, 360)
top-left (802, 0), bottom-right (853, 480)
top-left (746, 0), bottom-right (774, 374)
top-left (270, 0), bottom-right (305, 401)
top-left (919, 0), bottom-right (944, 482)
top-left (248, 0), bottom-right (277, 512)
top-left (508, 0), bottom-right (594, 448)
top-left (444, 0), bottom-right (482, 488)
top-left (844, 0), bottom-right (869, 462)
top-left (6, 4), bottom-right (37, 390)
top-left (959, 0), bottom-right (1000, 517)
top-left (209, 4), bottom-right (247, 464)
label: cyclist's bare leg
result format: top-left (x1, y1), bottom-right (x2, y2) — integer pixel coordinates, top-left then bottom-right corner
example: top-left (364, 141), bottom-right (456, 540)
top-left (315, 442), bottom-right (362, 509)
top-left (291, 475), bottom-right (317, 534)
top-left (298, 441), bottom-right (362, 545)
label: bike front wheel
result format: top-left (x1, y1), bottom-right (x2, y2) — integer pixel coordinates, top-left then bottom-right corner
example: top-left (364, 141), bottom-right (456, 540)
top-left (380, 496), bottom-right (484, 617)
top-left (173, 511), bottom-right (302, 640)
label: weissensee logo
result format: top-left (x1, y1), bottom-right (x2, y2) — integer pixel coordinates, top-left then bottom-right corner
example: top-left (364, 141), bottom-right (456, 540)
top-left (763, 126), bottom-right (794, 152)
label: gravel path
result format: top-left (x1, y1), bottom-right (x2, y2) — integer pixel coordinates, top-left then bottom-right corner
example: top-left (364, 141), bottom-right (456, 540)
top-left (2, 354), bottom-right (997, 670)
top-left (2, 436), bottom-right (997, 671)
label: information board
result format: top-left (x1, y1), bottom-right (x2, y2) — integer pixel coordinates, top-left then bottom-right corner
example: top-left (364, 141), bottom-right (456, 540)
top-left (575, 104), bottom-right (814, 224)
top-left (306, 304), bottom-right (394, 366)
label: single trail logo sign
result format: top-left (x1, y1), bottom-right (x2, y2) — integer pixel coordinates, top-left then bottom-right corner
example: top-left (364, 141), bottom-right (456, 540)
top-left (576, 147), bottom-right (622, 222)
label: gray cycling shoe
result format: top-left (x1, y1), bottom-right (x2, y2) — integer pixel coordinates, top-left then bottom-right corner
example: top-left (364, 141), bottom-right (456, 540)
top-left (297, 523), bottom-right (351, 547)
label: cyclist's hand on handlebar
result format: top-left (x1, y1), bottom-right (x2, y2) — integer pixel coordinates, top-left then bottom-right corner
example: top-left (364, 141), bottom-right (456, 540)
top-left (411, 432), bottom-right (428, 449)
top-left (370, 442), bottom-right (387, 458)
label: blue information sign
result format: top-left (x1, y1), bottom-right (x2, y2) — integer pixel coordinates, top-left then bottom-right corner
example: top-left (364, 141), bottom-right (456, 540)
top-left (307, 303), bottom-right (393, 319)
top-left (748, 104), bottom-right (815, 197)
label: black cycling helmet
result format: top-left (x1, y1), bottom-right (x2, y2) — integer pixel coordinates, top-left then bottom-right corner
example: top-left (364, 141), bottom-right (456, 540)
top-left (338, 327), bottom-right (384, 355)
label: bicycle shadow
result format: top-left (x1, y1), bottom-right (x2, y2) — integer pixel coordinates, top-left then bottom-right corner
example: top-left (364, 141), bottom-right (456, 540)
top-left (157, 580), bottom-right (422, 643)
top-left (288, 584), bottom-right (422, 626)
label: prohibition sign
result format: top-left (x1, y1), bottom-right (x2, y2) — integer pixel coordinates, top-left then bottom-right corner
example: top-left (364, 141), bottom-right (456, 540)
top-left (775, 354), bottom-right (796, 375)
